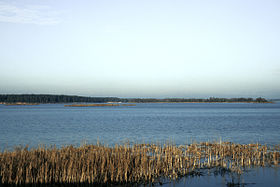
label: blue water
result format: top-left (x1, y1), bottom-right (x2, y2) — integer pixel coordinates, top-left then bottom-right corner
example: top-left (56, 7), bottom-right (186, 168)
top-left (0, 102), bottom-right (280, 150)
top-left (160, 167), bottom-right (280, 187)
top-left (1, 102), bottom-right (280, 187)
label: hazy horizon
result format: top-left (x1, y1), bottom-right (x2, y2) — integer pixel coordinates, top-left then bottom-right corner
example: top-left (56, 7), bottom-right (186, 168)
top-left (1, 0), bottom-right (280, 99)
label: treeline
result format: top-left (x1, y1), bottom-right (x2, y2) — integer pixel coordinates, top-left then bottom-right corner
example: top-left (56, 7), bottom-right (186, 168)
top-left (125, 97), bottom-right (268, 103)
top-left (0, 94), bottom-right (121, 103)
top-left (0, 94), bottom-right (269, 103)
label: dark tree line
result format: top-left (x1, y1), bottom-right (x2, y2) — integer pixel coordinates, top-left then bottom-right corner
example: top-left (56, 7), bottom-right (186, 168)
top-left (0, 94), bottom-right (269, 103)
top-left (125, 97), bottom-right (268, 103)
top-left (0, 94), bottom-right (121, 103)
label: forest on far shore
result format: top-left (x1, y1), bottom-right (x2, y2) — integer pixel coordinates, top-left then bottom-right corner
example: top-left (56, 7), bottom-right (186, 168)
top-left (0, 94), bottom-right (269, 104)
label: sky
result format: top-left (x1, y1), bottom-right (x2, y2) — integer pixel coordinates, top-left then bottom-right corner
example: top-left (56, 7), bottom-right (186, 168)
top-left (0, 0), bottom-right (279, 98)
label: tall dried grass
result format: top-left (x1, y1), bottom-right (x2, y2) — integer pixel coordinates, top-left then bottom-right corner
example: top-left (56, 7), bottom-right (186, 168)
top-left (64, 104), bottom-right (120, 107)
top-left (0, 142), bottom-right (279, 185)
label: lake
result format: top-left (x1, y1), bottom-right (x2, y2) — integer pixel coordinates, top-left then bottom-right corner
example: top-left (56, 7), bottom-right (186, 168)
top-left (1, 102), bottom-right (280, 150)
top-left (1, 102), bottom-right (280, 187)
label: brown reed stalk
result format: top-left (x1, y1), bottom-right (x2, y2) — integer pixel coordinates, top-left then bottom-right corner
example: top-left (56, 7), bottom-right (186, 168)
top-left (0, 141), bottom-right (279, 185)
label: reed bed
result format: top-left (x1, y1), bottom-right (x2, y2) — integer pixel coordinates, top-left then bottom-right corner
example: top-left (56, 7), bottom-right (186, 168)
top-left (64, 104), bottom-right (136, 107)
top-left (0, 142), bottom-right (279, 185)
top-left (121, 104), bottom-right (136, 106)
top-left (64, 104), bottom-right (120, 107)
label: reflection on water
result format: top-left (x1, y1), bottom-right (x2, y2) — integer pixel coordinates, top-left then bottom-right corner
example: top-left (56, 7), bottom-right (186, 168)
top-left (162, 167), bottom-right (279, 187)
top-left (1, 167), bottom-right (279, 187)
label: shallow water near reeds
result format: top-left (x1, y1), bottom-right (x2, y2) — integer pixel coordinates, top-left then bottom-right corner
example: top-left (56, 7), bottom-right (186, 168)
top-left (1, 102), bottom-right (280, 186)
top-left (161, 167), bottom-right (280, 187)
top-left (1, 167), bottom-right (279, 187)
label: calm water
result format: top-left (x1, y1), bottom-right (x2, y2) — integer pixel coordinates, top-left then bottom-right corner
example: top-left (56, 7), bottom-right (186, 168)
top-left (1, 102), bottom-right (280, 187)
top-left (1, 102), bottom-right (280, 149)
top-left (160, 167), bottom-right (280, 187)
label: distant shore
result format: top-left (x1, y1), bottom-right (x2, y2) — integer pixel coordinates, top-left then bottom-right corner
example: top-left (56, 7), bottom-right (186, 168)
top-left (128, 101), bottom-right (274, 104)
top-left (0, 94), bottom-right (272, 104)
top-left (3, 102), bottom-right (40, 106)
top-left (64, 103), bottom-right (136, 107)
top-left (0, 101), bottom-right (274, 107)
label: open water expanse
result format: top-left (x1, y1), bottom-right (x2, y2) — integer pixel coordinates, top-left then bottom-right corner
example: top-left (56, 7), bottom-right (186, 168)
top-left (1, 102), bottom-right (280, 149)
top-left (0, 102), bottom-right (280, 186)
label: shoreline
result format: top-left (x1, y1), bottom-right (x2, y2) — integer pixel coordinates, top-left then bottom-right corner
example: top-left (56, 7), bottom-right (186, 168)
top-left (3, 102), bottom-right (40, 106)
top-left (0, 101), bottom-right (274, 105)
top-left (128, 101), bottom-right (274, 104)
top-left (0, 94), bottom-right (272, 104)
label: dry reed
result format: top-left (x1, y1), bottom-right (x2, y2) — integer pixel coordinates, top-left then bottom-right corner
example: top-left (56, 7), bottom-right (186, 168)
top-left (64, 104), bottom-right (136, 107)
top-left (64, 104), bottom-right (120, 107)
top-left (121, 104), bottom-right (136, 106)
top-left (0, 142), bottom-right (279, 185)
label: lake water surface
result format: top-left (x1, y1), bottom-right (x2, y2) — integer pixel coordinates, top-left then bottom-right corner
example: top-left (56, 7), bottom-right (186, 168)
top-left (0, 102), bottom-right (280, 187)
top-left (1, 102), bottom-right (280, 149)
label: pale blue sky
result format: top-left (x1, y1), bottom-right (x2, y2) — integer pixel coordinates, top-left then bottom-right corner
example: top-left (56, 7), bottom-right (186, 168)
top-left (0, 0), bottom-right (279, 98)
